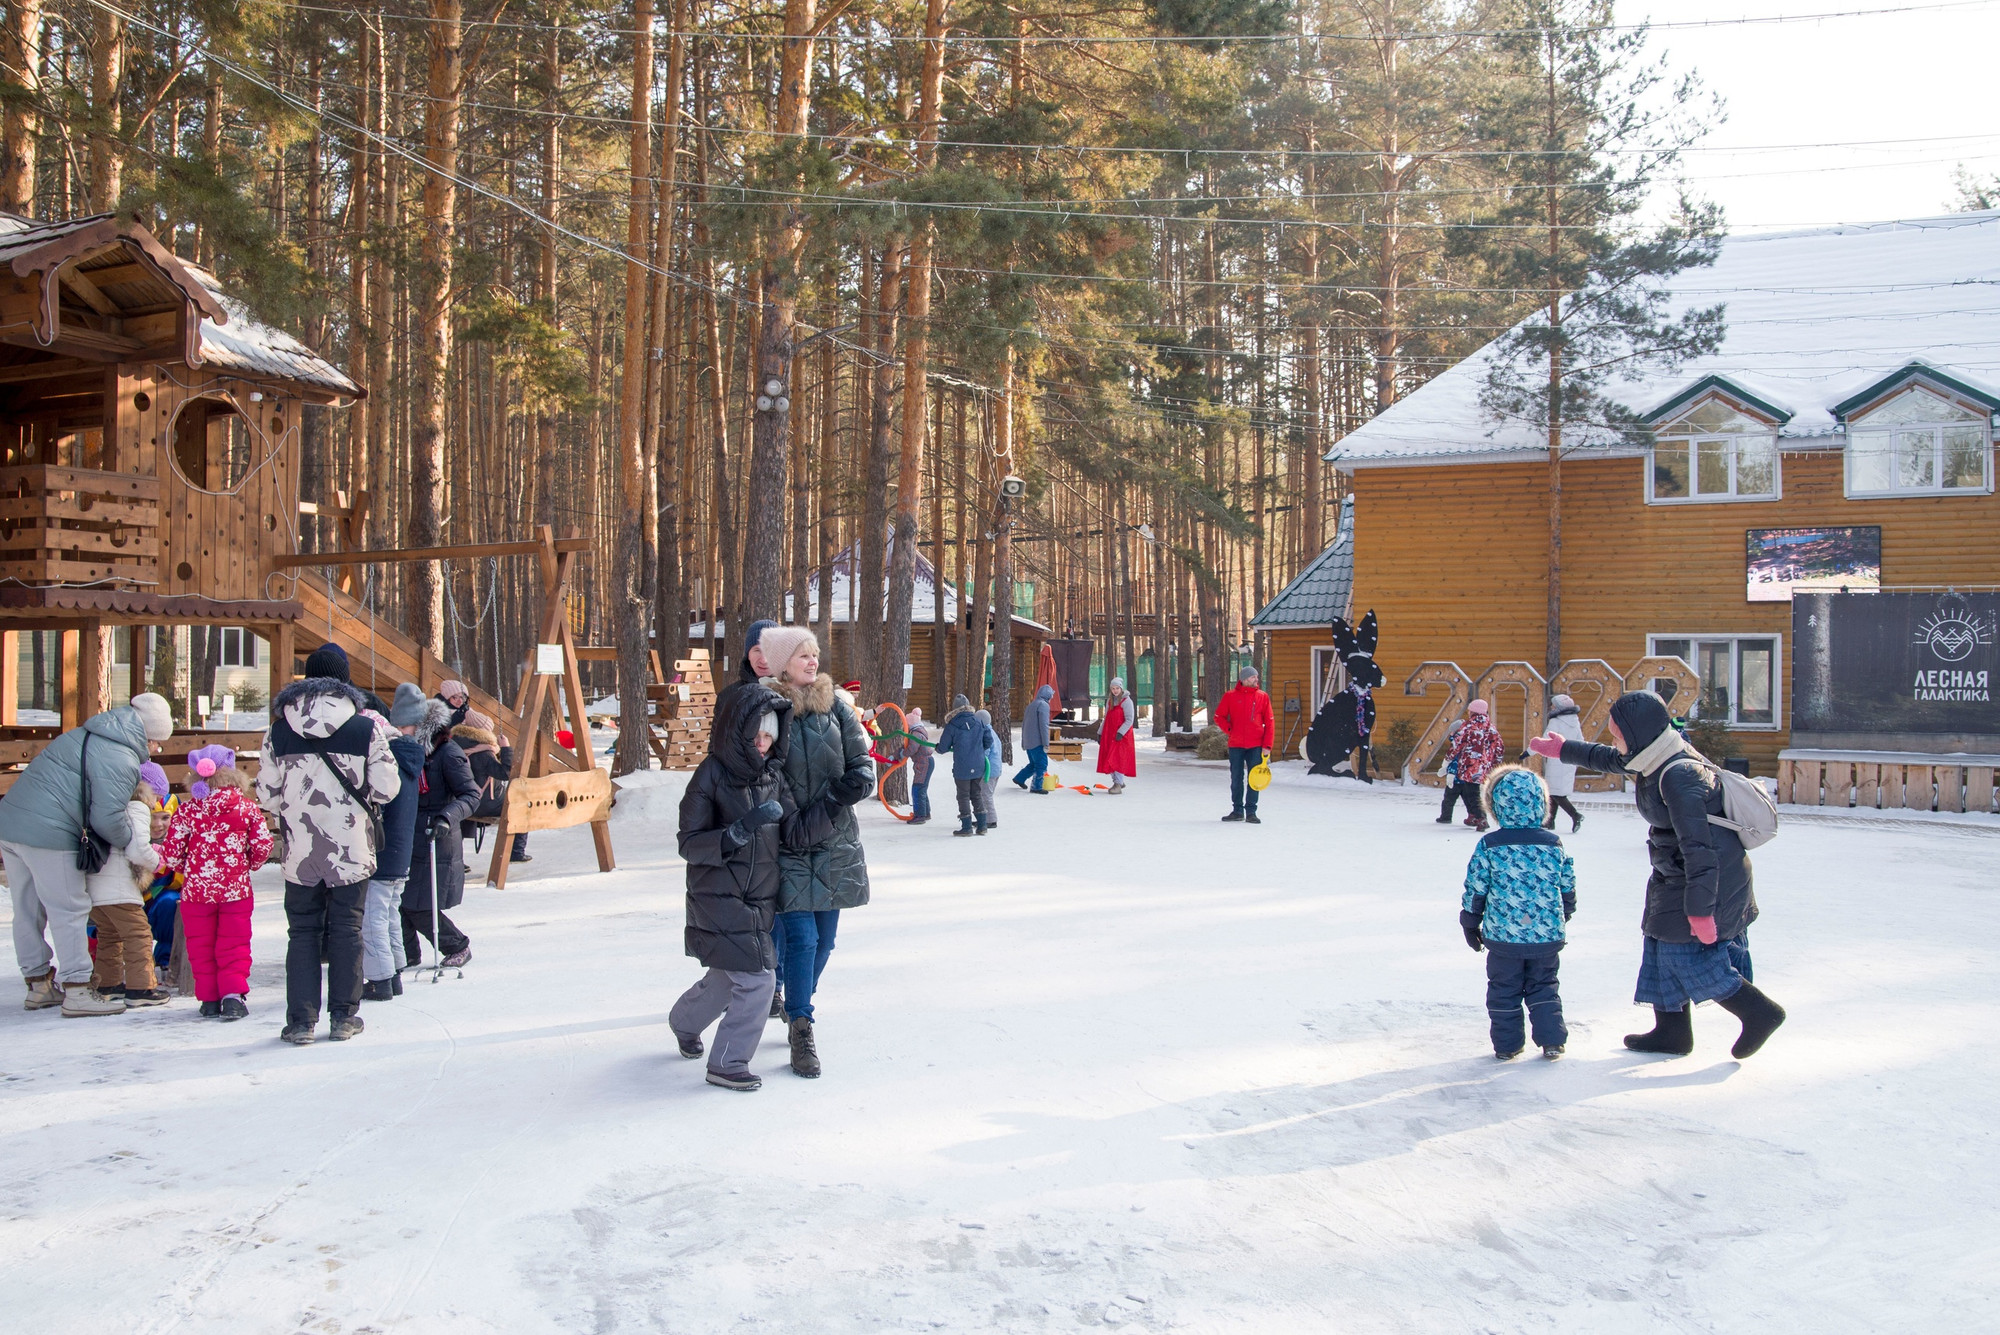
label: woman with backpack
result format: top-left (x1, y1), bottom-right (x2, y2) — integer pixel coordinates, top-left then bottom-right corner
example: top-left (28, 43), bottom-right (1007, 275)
top-left (1528, 690), bottom-right (1786, 1060)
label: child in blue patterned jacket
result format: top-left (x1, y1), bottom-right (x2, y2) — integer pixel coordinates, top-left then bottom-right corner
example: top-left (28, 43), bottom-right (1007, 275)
top-left (1461, 764), bottom-right (1576, 1060)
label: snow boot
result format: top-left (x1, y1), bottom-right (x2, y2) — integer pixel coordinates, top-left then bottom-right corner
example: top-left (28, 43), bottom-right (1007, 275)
top-left (391, 974), bottom-right (403, 996)
top-left (770, 989), bottom-right (785, 1019)
top-left (1495, 1047), bottom-right (1523, 1061)
top-left (1716, 984), bottom-right (1787, 1059)
top-left (974, 819), bottom-right (988, 836)
top-left (1434, 815), bottom-right (1453, 826)
top-left (1221, 811), bottom-right (1245, 822)
top-left (441, 947), bottom-right (471, 969)
top-left (1542, 1045), bottom-right (1565, 1060)
top-left (200, 999), bottom-right (222, 1018)
top-left (61, 986), bottom-right (125, 1018)
top-left (1246, 813), bottom-right (1261, 825)
top-left (123, 987), bottom-right (171, 1007)
top-left (361, 979), bottom-right (396, 1002)
top-left (675, 1031), bottom-right (704, 1060)
top-left (788, 1016), bottom-right (821, 1078)
top-left (329, 1014), bottom-right (364, 1042)
top-left (281, 1018), bottom-right (318, 1045)
top-left (706, 1069), bottom-right (761, 1092)
top-left (220, 995), bottom-right (248, 1021)
top-left (1570, 812), bottom-right (1584, 834)
top-left (23, 972), bottom-right (63, 1011)
top-left (954, 820), bottom-right (974, 837)
top-left (99, 984), bottom-right (127, 1000)
top-left (1623, 1006), bottom-right (1694, 1055)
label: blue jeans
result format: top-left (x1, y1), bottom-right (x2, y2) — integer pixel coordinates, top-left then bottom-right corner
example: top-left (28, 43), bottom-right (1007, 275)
top-left (145, 890), bottom-right (179, 968)
top-left (1013, 747), bottom-right (1048, 790)
top-left (912, 769), bottom-right (931, 819)
top-left (778, 909), bottom-right (840, 1022)
top-left (1486, 950), bottom-right (1567, 1053)
top-left (1228, 746), bottom-right (1264, 814)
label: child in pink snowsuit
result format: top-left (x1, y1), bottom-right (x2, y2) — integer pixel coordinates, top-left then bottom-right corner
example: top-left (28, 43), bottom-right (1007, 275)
top-left (159, 745), bottom-right (273, 1020)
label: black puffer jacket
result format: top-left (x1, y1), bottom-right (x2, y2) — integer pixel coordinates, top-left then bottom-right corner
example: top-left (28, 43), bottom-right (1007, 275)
top-left (405, 703), bottom-right (479, 914)
top-left (678, 682), bottom-right (809, 972)
top-left (765, 673), bottom-right (873, 914)
top-left (1558, 691), bottom-right (1757, 944)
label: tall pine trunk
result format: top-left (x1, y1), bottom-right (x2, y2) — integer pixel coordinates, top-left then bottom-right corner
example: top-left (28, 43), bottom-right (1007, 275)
top-left (407, 0), bottom-right (463, 655)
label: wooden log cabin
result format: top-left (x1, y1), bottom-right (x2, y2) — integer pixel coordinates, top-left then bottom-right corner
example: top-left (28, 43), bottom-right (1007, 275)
top-left (1322, 211), bottom-right (2000, 791)
top-left (0, 212), bottom-right (361, 789)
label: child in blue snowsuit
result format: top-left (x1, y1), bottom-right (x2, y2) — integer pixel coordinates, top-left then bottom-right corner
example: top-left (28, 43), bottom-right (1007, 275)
top-left (1461, 764), bottom-right (1576, 1059)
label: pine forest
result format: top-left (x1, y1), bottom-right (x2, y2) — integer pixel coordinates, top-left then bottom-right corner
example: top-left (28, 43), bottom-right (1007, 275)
top-left (0, 0), bottom-right (1714, 770)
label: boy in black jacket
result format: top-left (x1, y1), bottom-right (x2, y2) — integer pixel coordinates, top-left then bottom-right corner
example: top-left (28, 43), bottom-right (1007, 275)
top-left (673, 681), bottom-right (817, 1091)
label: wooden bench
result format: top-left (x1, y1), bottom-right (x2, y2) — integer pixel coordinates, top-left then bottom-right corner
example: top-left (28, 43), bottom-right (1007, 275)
top-left (1046, 738), bottom-right (1084, 762)
top-left (1777, 748), bottom-right (2000, 814)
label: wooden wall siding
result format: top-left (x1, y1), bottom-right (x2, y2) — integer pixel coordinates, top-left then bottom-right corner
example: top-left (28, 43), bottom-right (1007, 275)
top-left (1776, 757), bottom-right (2000, 813)
top-left (1266, 629), bottom-right (1329, 757)
top-left (810, 623), bottom-right (1042, 719)
top-left (118, 368), bottom-right (299, 605)
top-left (1350, 451), bottom-right (2000, 774)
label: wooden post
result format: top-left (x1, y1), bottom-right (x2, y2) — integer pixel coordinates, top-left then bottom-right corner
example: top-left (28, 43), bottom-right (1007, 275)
top-left (1775, 758), bottom-right (1794, 806)
top-left (1880, 763), bottom-right (1903, 809)
top-left (0, 630), bottom-right (16, 726)
top-left (269, 621), bottom-right (294, 709)
top-left (1967, 765), bottom-right (1994, 815)
top-left (78, 624), bottom-right (109, 722)
top-left (127, 627), bottom-right (146, 703)
top-left (59, 629), bottom-right (80, 726)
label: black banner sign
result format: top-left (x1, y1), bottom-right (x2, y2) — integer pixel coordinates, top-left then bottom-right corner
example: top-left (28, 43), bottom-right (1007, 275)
top-left (1793, 591), bottom-right (2000, 735)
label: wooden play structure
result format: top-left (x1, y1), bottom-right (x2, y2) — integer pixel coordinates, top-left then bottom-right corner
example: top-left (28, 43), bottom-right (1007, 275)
top-left (573, 643), bottom-right (714, 770)
top-left (0, 212), bottom-right (615, 881)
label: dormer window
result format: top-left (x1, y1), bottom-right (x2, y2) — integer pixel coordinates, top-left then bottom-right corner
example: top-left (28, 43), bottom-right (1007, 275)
top-left (1647, 396), bottom-right (1781, 504)
top-left (1844, 385), bottom-right (1993, 497)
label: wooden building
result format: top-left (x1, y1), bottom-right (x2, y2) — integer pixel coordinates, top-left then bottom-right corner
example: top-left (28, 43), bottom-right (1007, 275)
top-left (1250, 496), bottom-right (1353, 758)
top-left (0, 213), bottom-right (362, 787)
top-left (1325, 212), bottom-right (2000, 776)
top-left (771, 540), bottom-right (1051, 718)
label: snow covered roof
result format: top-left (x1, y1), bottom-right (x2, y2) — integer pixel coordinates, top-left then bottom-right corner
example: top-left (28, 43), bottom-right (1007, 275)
top-left (1328, 210), bottom-right (2000, 468)
top-left (1251, 495), bottom-right (1354, 629)
top-left (774, 534), bottom-right (1053, 634)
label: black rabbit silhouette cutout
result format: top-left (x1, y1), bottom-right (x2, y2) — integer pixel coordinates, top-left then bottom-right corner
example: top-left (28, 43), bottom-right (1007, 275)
top-left (1305, 610), bottom-right (1381, 780)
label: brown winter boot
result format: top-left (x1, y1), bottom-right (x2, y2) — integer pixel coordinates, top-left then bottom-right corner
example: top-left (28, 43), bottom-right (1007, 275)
top-left (788, 1016), bottom-right (821, 1079)
top-left (23, 971), bottom-right (62, 1011)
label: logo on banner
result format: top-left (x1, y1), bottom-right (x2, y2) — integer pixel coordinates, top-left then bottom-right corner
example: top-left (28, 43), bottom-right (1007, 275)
top-left (1912, 596), bottom-right (1995, 701)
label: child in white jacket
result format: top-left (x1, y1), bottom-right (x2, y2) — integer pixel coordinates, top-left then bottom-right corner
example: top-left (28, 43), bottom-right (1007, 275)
top-left (85, 783), bottom-right (165, 1006)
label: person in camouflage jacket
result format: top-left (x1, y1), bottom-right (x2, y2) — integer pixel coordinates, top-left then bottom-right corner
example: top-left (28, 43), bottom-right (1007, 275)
top-left (257, 676), bottom-right (400, 1044)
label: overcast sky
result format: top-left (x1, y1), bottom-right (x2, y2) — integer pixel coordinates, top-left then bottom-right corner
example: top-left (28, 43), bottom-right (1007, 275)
top-left (1630, 0), bottom-right (2000, 232)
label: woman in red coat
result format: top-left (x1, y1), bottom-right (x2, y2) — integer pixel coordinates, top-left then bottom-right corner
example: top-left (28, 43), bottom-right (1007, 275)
top-left (1098, 677), bottom-right (1137, 793)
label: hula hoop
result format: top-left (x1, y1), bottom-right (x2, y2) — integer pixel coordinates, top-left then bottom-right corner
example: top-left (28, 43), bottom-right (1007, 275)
top-left (871, 702), bottom-right (914, 821)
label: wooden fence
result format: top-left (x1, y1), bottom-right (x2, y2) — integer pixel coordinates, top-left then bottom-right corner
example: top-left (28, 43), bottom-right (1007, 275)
top-left (1776, 749), bottom-right (2000, 814)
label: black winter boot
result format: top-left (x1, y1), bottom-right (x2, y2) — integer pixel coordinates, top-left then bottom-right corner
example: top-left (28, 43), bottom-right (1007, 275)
top-left (788, 1016), bottom-right (821, 1078)
top-left (1716, 984), bottom-right (1787, 1059)
top-left (1623, 1006), bottom-right (1694, 1055)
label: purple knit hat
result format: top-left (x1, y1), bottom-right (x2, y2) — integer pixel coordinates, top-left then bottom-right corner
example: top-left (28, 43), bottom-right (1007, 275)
top-left (137, 762), bottom-right (171, 804)
top-left (186, 744), bottom-right (237, 800)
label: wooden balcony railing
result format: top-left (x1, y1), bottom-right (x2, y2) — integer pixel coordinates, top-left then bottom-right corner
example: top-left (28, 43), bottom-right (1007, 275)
top-left (0, 464), bottom-right (160, 587)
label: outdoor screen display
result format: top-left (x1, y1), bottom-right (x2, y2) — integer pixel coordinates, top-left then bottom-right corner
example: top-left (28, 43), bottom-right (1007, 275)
top-left (1793, 591), bottom-right (2000, 735)
top-left (1747, 526), bottom-right (1881, 602)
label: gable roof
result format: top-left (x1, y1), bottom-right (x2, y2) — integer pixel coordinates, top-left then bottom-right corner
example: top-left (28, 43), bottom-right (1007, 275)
top-left (0, 213), bottom-right (360, 398)
top-left (1251, 495), bottom-right (1354, 628)
top-left (1328, 210), bottom-right (2000, 468)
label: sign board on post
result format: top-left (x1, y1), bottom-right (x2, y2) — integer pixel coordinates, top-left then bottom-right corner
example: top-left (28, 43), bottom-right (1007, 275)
top-left (1794, 591), bottom-right (2000, 744)
top-left (903, 663), bottom-right (914, 690)
top-left (535, 643), bottom-right (565, 675)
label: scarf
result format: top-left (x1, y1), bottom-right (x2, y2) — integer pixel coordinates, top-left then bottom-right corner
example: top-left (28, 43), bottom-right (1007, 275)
top-left (1624, 725), bottom-right (1690, 776)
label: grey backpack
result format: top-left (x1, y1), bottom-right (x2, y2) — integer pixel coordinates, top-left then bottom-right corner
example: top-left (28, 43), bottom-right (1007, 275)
top-left (1663, 755), bottom-right (1779, 849)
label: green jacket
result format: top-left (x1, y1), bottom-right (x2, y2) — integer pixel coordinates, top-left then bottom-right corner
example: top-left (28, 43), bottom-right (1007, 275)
top-left (764, 674), bottom-right (873, 913)
top-left (0, 707), bottom-right (152, 852)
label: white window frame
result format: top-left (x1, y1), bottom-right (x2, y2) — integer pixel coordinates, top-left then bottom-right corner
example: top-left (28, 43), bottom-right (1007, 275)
top-left (1647, 634), bottom-right (1783, 731)
top-left (218, 627), bottom-right (259, 668)
top-left (1310, 645), bottom-right (1344, 712)
top-left (1842, 390), bottom-right (1994, 499)
top-left (1646, 430), bottom-right (1782, 506)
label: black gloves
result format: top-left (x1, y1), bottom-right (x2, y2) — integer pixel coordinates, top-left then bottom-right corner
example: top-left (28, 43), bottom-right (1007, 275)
top-left (1562, 891), bottom-right (1577, 922)
top-left (428, 815), bottom-right (457, 841)
top-left (1459, 909), bottom-right (1485, 953)
top-left (723, 799), bottom-right (785, 850)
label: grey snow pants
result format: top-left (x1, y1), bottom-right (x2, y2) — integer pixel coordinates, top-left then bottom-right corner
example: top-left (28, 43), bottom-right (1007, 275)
top-left (3, 839), bottom-right (93, 984)
top-left (670, 967), bottom-right (776, 1076)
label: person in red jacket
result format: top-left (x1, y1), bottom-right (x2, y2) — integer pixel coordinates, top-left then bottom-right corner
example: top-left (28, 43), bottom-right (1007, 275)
top-left (1214, 666), bottom-right (1276, 823)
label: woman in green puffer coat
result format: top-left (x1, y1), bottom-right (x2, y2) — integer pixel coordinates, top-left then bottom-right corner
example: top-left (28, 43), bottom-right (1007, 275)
top-left (756, 625), bottom-right (874, 1078)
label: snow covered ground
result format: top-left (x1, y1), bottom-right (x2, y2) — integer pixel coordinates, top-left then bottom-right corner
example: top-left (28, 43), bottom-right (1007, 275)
top-left (3, 739), bottom-right (1996, 1333)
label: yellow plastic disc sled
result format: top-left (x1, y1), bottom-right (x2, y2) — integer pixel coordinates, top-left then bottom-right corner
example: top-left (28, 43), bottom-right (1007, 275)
top-left (1248, 761), bottom-right (1273, 791)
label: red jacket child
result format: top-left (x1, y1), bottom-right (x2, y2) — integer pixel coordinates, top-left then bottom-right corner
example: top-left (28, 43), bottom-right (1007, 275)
top-left (1213, 680), bottom-right (1275, 751)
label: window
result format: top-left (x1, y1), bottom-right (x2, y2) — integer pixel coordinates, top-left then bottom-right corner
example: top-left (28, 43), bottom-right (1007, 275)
top-left (1649, 398), bottom-right (1780, 504)
top-left (218, 627), bottom-right (259, 668)
top-left (1845, 386), bottom-right (1992, 497)
top-left (1649, 635), bottom-right (1779, 728)
top-left (170, 397), bottom-right (254, 491)
top-left (1311, 646), bottom-right (1343, 711)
